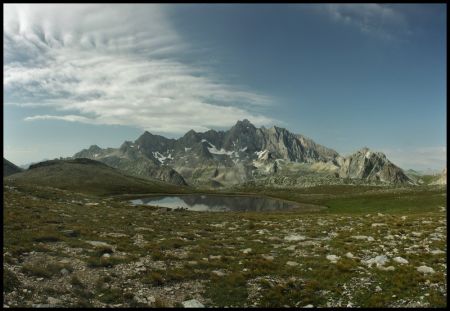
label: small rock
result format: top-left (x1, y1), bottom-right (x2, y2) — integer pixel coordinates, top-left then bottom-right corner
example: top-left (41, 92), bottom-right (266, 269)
top-left (147, 296), bottom-right (156, 303)
top-left (345, 252), bottom-right (355, 259)
top-left (375, 286), bottom-right (382, 292)
top-left (262, 254), bottom-right (274, 261)
top-left (326, 255), bottom-right (340, 263)
top-left (284, 234), bottom-right (306, 241)
top-left (241, 248), bottom-right (252, 254)
top-left (372, 223), bottom-right (387, 227)
top-left (60, 268), bottom-right (70, 276)
top-left (393, 257), bottom-right (408, 264)
top-left (304, 304), bottom-right (314, 308)
top-left (212, 270), bottom-right (226, 277)
top-left (417, 266), bottom-right (435, 274)
top-left (47, 297), bottom-right (61, 305)
top-left (102, 253), bottom-right (111, 259)
top-left (182, 299), bottom-right (204, 308)
top-left (86, 241), bottom-right (113, 248)
top-left (286, 261), bottom-right (299, 267)
top-left (431, 249), bottom-right (445, 255)
top-left (364, 255), bottom-right (389, 267)
top-left (378, 266), bottom-right (395, 271)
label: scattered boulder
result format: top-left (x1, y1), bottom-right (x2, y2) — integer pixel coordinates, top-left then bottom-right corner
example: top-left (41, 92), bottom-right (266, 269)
top-left (284, 234), bottom-right (306, 241)
top-left (326, 255), bottom-right (340, 263)
top-left (393, 257), bottom-right (408, 264)
top-left (430, 249), bottom-right (445, 255)
top-left (262, 254), bottom-right (274, 261)
top-left (345, 252), bottom-right (356, 259)
top-left (417, 266), bottom-right (435, 274)
top-left (182, 299), bottom-right (205, 308)
top-left (86, 241), bottom-right (113, 248)
top-left (212, 270), bottom-right (226, 277)
top-left (364, 255), bottom-right (389, 267)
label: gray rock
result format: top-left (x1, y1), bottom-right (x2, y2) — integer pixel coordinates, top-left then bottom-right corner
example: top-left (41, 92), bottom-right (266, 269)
top-left (393, 257), bottom-right (408, 264)
top-left (284, 234), bottom-right (306, 241)
top-left (364, 255), bottom-right (389, 267)
top-left (212, 270), bottom-right (226, 277)
top-left (326, 255), bottom-right (340, 263)
top-left (86, 240), bottom-right (113, 248)
top-left (182, 299), bottom-right (204, 308)
top-left (47, 297), bottom-right (61, 306)
top-left (417, 266), bottom-right (435, 274)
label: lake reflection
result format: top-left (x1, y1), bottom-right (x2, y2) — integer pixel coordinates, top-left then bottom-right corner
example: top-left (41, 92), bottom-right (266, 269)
top-left (130, 195), bottom-right (324, 212)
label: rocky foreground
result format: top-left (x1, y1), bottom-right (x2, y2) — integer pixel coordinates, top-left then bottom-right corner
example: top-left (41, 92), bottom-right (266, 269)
top-left (3, 184), bottom-right (447, 308)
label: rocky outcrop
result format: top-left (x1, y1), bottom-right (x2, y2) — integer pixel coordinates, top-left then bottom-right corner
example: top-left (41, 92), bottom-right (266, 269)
top-left (338, 148), bottom-right (412, 184)
top-left (431, 167), bottom-right (447, 185)
top-left (147, 167), bottom-right (187, 186)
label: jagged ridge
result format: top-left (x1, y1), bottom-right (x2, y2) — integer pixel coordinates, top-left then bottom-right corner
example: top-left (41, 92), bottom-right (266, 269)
top-left (73, 120), bottom-right (412, 187)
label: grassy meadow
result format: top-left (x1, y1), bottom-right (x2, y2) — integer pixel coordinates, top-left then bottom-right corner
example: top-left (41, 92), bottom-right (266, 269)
top-left (3, 179), bottom-right (447, 307)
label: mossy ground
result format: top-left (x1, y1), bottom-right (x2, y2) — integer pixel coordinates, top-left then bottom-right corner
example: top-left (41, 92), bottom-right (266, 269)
top-left (3, 181), bottom-right (447, 307)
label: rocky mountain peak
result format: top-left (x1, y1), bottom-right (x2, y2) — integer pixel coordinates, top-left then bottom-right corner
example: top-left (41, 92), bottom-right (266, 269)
top-left (340, 148), bottom-right (410, 184)
top-left (73, 120), bottom-right (412, 186)
top-left (235, 119), bottom-right (253, 127)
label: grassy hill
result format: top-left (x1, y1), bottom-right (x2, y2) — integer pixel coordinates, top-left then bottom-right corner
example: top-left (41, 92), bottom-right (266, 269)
top-left (4, 158), bottom-right (23, 177)
top-left (4, 158), bottom-right (188, 196)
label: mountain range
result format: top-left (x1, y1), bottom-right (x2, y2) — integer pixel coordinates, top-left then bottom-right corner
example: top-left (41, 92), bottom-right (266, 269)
top-left (73, 120), bottom-right (414, 188)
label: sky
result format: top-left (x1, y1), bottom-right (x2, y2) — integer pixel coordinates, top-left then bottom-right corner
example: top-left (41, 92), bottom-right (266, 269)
top-left (3, 3), bottom-right (447, 171)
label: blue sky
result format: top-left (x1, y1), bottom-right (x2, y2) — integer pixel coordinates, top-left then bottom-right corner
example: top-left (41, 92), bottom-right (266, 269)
top-left (3, 4), bottom-right (446, 170)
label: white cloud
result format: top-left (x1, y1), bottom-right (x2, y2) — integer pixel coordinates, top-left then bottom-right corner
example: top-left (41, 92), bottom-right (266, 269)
top-left (24, 114), bottom-right (99, 124)
top-left (4, 4), bottom-right (275, 134)
top-left (323, 4), bottom-right (409, 40)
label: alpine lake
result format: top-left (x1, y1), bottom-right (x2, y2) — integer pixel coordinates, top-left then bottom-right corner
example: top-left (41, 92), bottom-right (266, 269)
top-left (130, 194), bottom-right (326, 212)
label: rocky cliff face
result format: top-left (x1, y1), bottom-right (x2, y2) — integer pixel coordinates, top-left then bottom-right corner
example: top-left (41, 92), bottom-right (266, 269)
top-left (338, 148), bottom-right (411, 184)
top-left (73, 120), bottom-right (412, 187)
top-left (431, 167), bottom-right (447, 185)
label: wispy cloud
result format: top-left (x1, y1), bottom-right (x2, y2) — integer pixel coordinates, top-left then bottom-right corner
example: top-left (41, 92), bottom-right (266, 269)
top-left (4, 4), bottom-right (275, 134)
top-left (381, 146), bottom-right (446, 171)
top-left (323, 4), bottom-right (410, 40)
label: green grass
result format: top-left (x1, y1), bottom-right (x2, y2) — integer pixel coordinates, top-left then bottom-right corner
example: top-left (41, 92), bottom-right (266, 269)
top-left (4, 269), bottom-right (21, 293)
top-left (3, 180), bottom-right (446, 308)
top-left (205, 272), bottom-right (248, 306)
